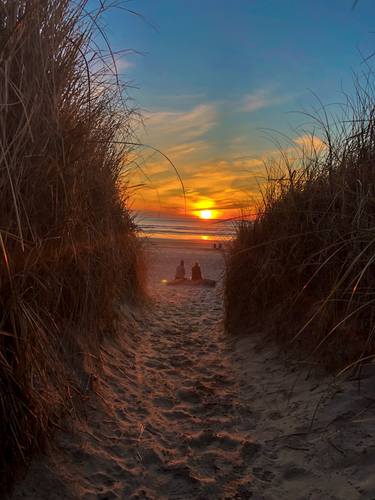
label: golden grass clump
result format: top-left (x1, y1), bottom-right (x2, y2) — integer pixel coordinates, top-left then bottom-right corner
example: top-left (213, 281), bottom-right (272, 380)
top-left (225, 81), bottom-right (375, 370)
top-left (0, 0), bottom-right (143, 487)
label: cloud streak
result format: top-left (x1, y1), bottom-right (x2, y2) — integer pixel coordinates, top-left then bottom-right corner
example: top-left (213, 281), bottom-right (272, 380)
top-left (145, 104), bottom-right (217, 142)
top-left (241, 89), bottom-right (292, 113)
top-left (116, 57), bottom-right (135, 73)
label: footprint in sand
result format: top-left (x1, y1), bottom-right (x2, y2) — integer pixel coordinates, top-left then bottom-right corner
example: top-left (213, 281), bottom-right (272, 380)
top-left (176, 388), bottom-right (202, 404)
top-left (282, 466), bottom-right (307, 480)
top-left (186, 429), bottom-right (243, 452)
top-left (163, 409), bottom-right (196, 422)
top-left (268, 410), bottom-right (283, 421)
top-left (169, 355), bottom-right (190, 367)
top-left (241, 441), bottom-right (262, 460)
top-left (153, 396), bottom-right (175, 409)
top-left (252, 467), bottom-right (275, 482)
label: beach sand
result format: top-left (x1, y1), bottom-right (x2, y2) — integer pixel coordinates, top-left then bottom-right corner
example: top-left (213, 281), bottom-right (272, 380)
top-left (11, 241), bottom-right (375, 499)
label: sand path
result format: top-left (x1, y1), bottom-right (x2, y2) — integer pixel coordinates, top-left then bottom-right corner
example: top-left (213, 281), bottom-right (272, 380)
top-left (12, 243), bottom-right (375, 499)
top-left (13, 244), bottom-right (253, 499)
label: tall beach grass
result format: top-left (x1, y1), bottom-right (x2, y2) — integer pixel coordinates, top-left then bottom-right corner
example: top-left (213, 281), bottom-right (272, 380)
top-left (0, 0), bottom-right (143, 488)
top-left (225, 79), bottom-right (375, 370)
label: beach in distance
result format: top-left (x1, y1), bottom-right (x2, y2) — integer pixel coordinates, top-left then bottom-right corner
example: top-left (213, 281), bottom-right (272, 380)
top-left (12, 236), bottom-right (375, 499)
top-left (136, 213), bottom-right (235, 245)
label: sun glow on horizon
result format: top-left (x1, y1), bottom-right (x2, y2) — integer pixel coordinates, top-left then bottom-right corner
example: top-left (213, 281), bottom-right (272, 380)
top-left (199, 209), bottom-right (213, 219)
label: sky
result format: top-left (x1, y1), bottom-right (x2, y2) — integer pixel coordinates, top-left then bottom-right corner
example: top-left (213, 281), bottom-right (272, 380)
top-left (97, 0), bottom-right (375, 219)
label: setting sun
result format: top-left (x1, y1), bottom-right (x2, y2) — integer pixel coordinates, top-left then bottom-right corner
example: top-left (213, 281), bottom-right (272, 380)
top-left (199, 210), bottom-right (213, 219)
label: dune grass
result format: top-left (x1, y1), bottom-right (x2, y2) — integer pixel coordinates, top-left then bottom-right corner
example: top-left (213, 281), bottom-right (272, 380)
top-left (0, 0), bottom-right (143, 488)
top-left (225, 80), bottom-right (375, 370)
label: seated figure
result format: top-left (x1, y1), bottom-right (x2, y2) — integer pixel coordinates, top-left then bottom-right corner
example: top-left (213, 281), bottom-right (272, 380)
top-left (191, 262), bottom-right (202, 281)
top-left (175, 260), bottom-right (186, 279)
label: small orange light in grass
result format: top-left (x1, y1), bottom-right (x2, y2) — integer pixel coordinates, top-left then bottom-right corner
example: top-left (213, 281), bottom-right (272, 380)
top-left (201, 235), bottom-right (209, 240)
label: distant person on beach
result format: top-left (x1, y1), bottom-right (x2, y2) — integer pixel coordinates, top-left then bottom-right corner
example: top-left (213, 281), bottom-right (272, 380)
top-left (175, 260), bottom-right (186, 279)
top-left (191, 262), bottom-right (202, 281)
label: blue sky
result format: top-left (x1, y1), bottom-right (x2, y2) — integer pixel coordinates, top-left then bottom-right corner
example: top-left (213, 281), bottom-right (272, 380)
top-left (97, 0), bottom-right (375, 215)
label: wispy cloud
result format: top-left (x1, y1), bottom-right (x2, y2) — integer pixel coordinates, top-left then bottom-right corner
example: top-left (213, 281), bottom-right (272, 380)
top-left (116, 57), bottom-right (135, 73)
top-left (167, 141), bottom-right (210, 159)
top-left (241, 88), bottom-right (292, 113)
top-left (156, 93), bottom-right (207, 103)
top-left (145, 104), bottom-right (218, 142)
top-left (294, 134), bottom-right (326, 152)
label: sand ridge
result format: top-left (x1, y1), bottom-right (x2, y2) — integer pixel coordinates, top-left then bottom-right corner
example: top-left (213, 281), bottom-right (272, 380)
top-left (11, 243), bottom-right (375, 499)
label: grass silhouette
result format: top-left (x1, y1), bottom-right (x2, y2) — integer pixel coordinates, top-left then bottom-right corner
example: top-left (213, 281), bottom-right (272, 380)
top-left (0, 0), bottom-right (143, 488)
top-left (225, 77), bottom-right (375, 370)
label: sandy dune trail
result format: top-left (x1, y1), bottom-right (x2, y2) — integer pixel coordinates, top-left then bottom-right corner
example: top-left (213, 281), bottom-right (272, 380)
top-left (125, 247), bottom-right (255, 499)
top-left (12, 244), bottom-right (256, 499)
top-left (11, 243), bottom-right (375, 499)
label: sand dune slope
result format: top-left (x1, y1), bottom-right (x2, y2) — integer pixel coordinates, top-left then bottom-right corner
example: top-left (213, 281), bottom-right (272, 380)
top-left (11, 244), bottom-right (375, 499)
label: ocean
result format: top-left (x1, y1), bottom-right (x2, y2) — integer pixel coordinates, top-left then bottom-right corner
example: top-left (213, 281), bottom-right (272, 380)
top-left (135, 213), bottom-right (236, 244)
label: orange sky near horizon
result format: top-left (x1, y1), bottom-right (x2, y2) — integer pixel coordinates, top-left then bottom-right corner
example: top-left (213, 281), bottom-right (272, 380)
top-left (125, 104), bottom-right (268, 220)
top-left (127, 126), bottom-right (326, 220)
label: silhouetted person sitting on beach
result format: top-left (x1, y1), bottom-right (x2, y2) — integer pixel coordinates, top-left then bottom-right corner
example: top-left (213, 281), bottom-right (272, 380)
top-left (175, 260), bottom-right (186, 279)
top-left (191, 262), bottom-right (202, 281)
